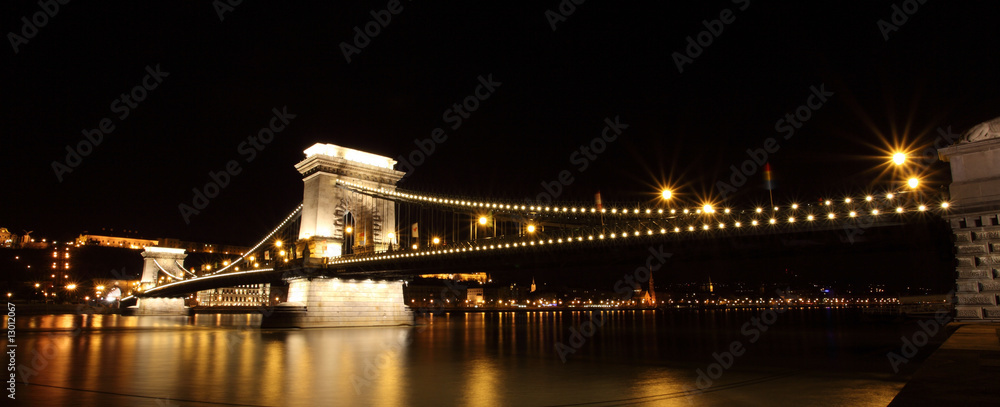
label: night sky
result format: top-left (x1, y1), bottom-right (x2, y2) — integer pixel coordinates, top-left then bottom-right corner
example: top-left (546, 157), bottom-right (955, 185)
top-left (4, 1), bottom-right (1000, 246)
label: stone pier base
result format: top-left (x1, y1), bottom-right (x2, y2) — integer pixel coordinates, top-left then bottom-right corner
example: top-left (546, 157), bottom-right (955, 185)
top-left (949, 212), bottom-right (1000, 321)
top-left (127, 297), bottom-right (190, 316)
top-left (261, 278), bottom-right (413, 328)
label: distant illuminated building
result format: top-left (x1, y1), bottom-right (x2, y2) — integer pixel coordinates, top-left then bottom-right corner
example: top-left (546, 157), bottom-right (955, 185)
top-left (196, 284), bottom-right (271, 306)
top-left (417, 272), bottom-right (488, 283)
top-left (467, 288), bottom-right (485, 303)
top-left (0, 228), bottom-right (17, 248)
top-left (77, 234), bottom-right (158, 249)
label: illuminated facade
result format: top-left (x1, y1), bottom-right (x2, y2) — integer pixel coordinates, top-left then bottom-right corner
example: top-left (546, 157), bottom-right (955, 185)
top-left (418, 272), bottom-right (488, 283)
top-left (77, 234), bottom-right (158, 249)
top-left (196, 284), bottom-right (272, 307)
top-left (0, 228), bottom-right (16, 248)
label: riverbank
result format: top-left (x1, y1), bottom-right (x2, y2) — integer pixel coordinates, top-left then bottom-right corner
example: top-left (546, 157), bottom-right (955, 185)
top-left (889, 323), bottom-right (1000, 405)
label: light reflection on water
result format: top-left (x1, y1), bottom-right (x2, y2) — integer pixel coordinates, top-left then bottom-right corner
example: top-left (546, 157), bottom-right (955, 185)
top-left (11, 309), bottom-right (914, 406)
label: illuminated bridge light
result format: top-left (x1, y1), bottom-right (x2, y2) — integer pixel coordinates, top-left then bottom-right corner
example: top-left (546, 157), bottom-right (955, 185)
top-left (599, 234), bottom-right (605, 239)
top-left (633, 209), bottom-right (640, 214)
top-left (702, 225), bottom-right (710, 231)
top-left (610, 233), bottom-right (617, 238)
top-left (849, 211), bottom-right (857, 217)
top-left (658, 209), bottom-right (664, 214)
top-left (807, 215), bottom-right (814, 221)
top-left (828, 213), bottom-right (835, 219)
top-left (941, 202), bottom-right (950, 209)
top-left (886, 193), bottom-right (895, 200)
top-left (647, 230), bottom-right (654, 235)
top-left (865, 196), bottom-right (873, 202)
top-left (611, 208), bottom-right (617, 214)
top-left (670, 209), bottom-right (677, 214)
top-left (769, 218), bottom-right (777, 224)
top-left (918, 205), bottom-right (927, 211)
top-left (791, 204), bottom-right (799, 210)
top-left (634, 231), bottom-right (640, 236)
top-left (751, 220), bottom-right (759, 226)
top-left (872, 209), bottom-right (880, 215)
top-left (718, 223), bottom-right (725, 229)
top-left (688, 226), bottom-right (695, 231)
top-left (845, 198), bottom-right (852, 204)
top-left (788, 217), bottom-right (795, 223)
top-left (756, 207), bottom-right (763, 213)
top-left (660, 228), bottom-right (666, 234)
top-left (683, 209), bottom-right (690, 214)
top-left (734, 222), bottom-right (742, 228)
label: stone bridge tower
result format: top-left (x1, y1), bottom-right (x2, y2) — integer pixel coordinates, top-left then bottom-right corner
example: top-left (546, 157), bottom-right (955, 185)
top-left (295, 143), bottom-right (406, 259)
top-left (939, 116), bottom-right (1000, 321)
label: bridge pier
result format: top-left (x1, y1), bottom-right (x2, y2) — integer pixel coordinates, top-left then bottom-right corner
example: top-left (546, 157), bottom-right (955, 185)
top-left (261, 277), bottom-right (413, 328)
top-left (939, 118), bottom-right (1000, 321)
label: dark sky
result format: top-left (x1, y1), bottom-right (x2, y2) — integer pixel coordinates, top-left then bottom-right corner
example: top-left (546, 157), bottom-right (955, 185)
top-left (3, 1), bottom-right (1000, 246)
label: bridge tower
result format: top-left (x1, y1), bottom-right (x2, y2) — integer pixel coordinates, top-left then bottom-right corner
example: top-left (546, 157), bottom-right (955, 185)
top-left (295, 143), bottom-right (405, 259)
top-left (939, 117), bottom-right (1000, 321)
top-left (260, 143), bottom-right (412, 328)
top-left (131, 247), bottom-right (190, 315)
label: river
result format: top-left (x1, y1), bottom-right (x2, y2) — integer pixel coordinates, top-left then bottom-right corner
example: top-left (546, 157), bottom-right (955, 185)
top-left (9, 307), bottom-right (947, 406)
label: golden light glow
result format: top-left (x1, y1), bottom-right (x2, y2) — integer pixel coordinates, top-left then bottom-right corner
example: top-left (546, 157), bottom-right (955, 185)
top-left (892, 152), bottom-right (907, 166)
top-left (432, 237), bottom-right (441, 245)
top-left (275, 240), bottom-right (282, 247)
top-left (478, 216), bottom-right (488, 225)
top-left (661, 189), bottom-right (672, 200)
top-left (66, 284), bottom-right (76, 290)
top-left (703, 204), bottom-right (715, 214)
top-left (345, 226), bottom-right (353, 234)
top-left (941, 202), bottom-right (950, 209)
top-left (526, 224), bottom-right (536, 233)
top-left (907, 178), bottom-right (919, 189)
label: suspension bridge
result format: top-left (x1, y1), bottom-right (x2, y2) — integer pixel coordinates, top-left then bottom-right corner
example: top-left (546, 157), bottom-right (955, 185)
top-left (125, 118), bottom-right (1000, 326)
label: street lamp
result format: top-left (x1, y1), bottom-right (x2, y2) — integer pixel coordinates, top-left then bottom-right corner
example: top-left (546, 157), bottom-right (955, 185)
top-left (526, 224), bottom-right (536, 233)
top-left (892, 152), bottom-right (907, 166)
top-left (661, 189), bottom-right (672, 200)
top-left (907, 177), bottom-right (920, 189)
top-left (478, 216), bottom-right (488, 226)
top-left (432, 237), bottom-right (440, 245)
